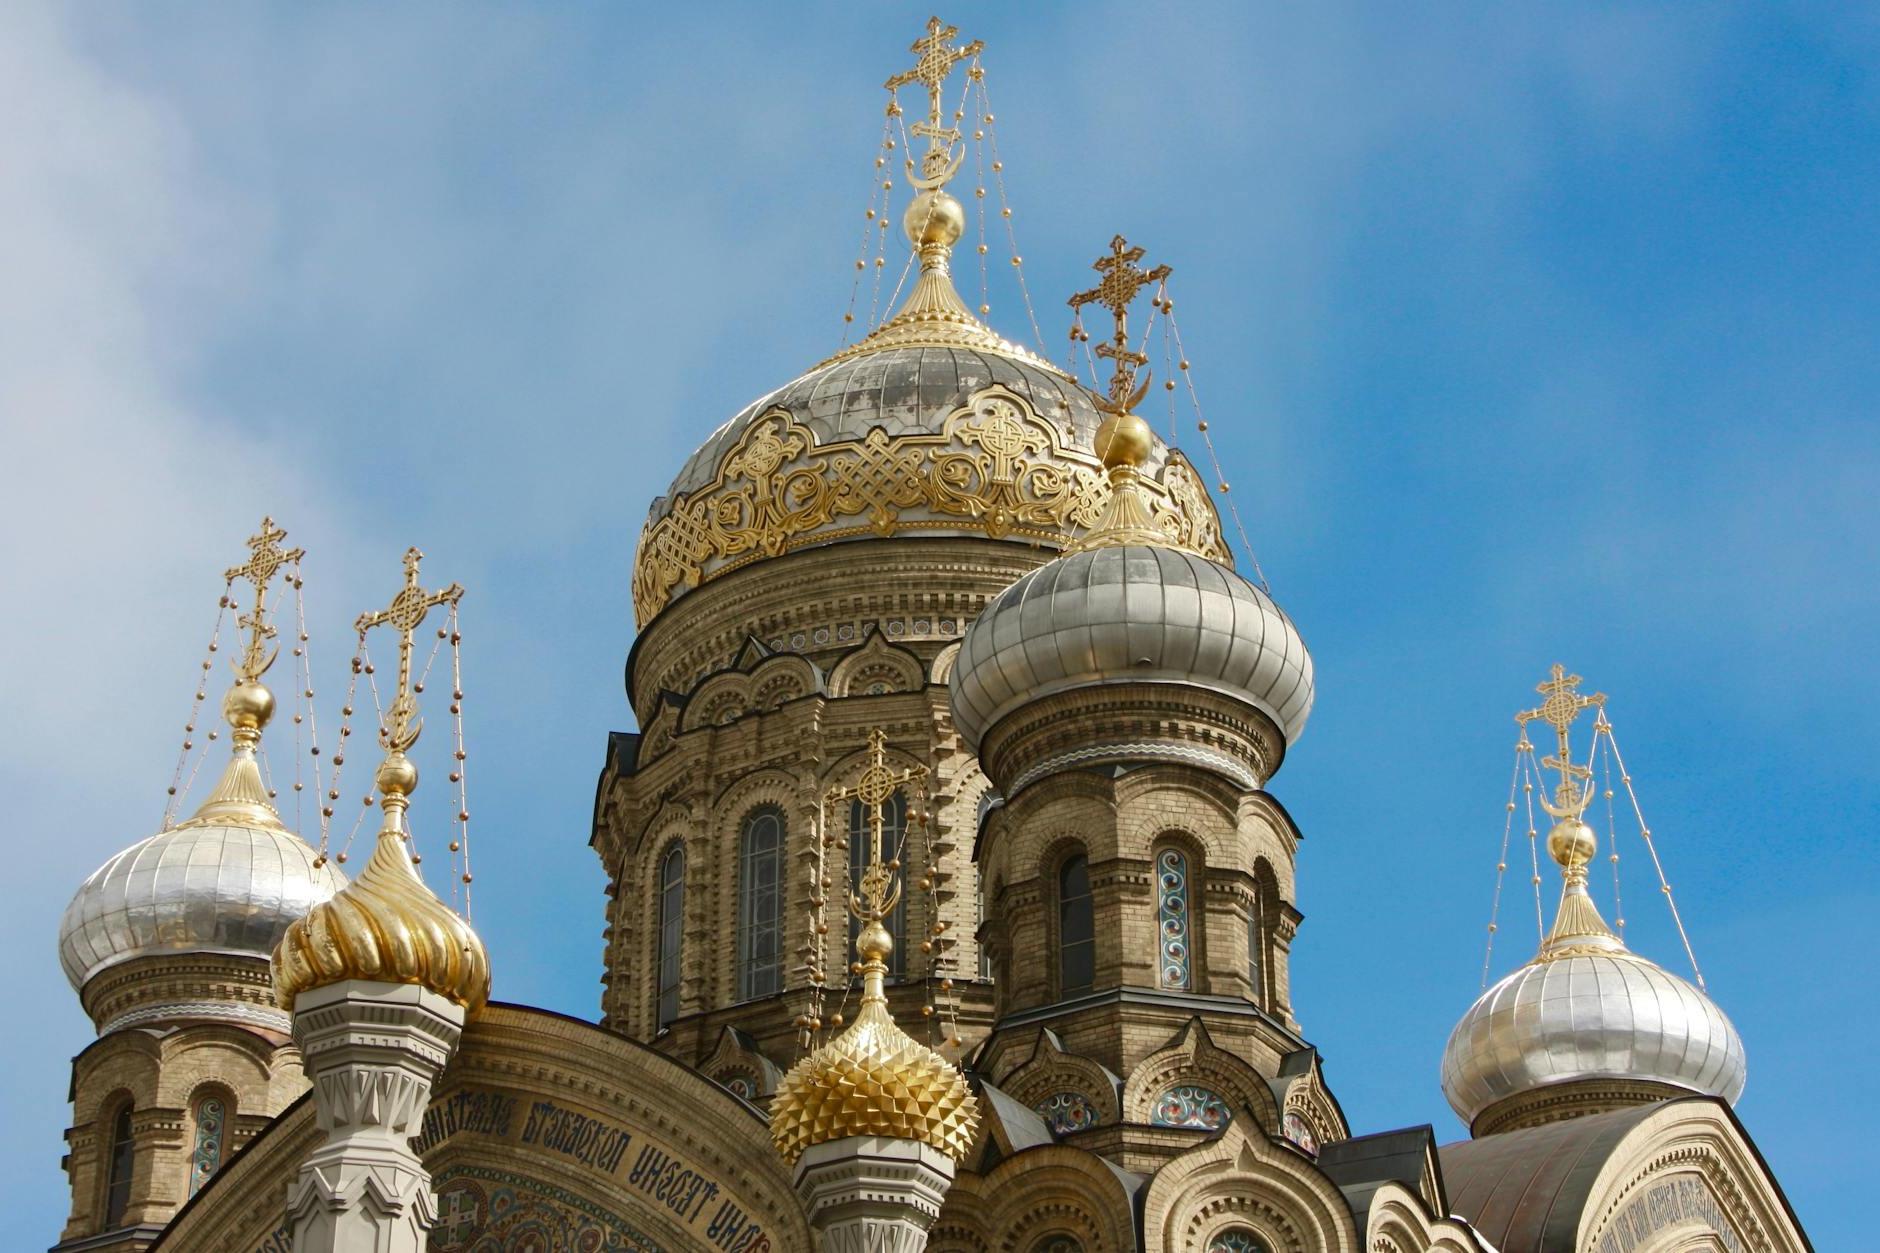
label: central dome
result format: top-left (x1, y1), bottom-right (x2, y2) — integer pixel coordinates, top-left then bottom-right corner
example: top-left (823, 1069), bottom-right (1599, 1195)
top-left (632, 344), bottom-right (1229, 625)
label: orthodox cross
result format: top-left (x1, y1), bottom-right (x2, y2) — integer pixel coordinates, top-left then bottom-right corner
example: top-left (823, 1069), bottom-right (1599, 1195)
top-left (355, 547), bottom-right (464, 752)
top-left (224, 517), bottom-right (303, 682)
top-left (826, 728), bottom-right (928, 924)
top-left (1070, 234), bottom-right (1172, 411)
top-left (885, 15), bottom-right (982, 185)
top-left (1517, 664), bottom-right (1606, 818)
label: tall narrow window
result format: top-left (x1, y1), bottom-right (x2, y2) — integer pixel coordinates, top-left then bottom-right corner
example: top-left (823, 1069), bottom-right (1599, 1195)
top-left (850, 791), bottom-right (906, 976)
top-left (1058, 853), bottom-right (1095, 996)
top-left (1156, 846), bottom-right (1193, 991)
top-left (657, 844), bottom-right (686, 1028)
top-left (187, 1095), bottom-right (226, 1196)
top-left (103, 1104), bottom-right (134, 1229)
top-left (1247, 878), bottom-right (1266, 1007)
top-left (737, 807), bottom-right (785, 1000)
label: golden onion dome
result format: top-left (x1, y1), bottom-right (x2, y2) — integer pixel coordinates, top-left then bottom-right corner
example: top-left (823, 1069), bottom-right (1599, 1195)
top-left (271, 751), bottom-right (489, 1016)
top-left (771, 919), bottom-right (979, 1165)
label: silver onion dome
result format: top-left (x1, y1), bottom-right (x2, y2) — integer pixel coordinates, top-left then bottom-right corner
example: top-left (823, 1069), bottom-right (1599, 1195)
top-left (948, 543), bottom-right (1314, 756)
top-left (60, 698), bottom-right (345, 999)
top-left (1441, 949), bottom-right (1748, 1129)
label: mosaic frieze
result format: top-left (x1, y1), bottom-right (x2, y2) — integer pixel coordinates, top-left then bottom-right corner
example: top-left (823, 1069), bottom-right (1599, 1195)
top-left (430, 1166), bottom-right (662, 1253)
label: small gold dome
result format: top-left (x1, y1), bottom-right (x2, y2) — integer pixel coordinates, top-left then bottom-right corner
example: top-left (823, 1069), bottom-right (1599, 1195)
top-left (769, 995), bottom-right (979, 1166)
top-left (271, 753), bottom-right (489, 1015)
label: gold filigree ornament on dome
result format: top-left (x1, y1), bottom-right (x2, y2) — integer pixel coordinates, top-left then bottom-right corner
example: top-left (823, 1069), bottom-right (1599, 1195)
top-left (631, 389), bottom-right (1228, 624)
top-left (272, 548), bottom-right (489, 1016)
top-left (771, 730), bottom-right (980, 1166)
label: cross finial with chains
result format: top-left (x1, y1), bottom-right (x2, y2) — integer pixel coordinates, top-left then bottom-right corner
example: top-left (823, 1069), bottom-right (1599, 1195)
top-left (826, 728), bottom-right (928, 923)
top-left (1070, 234), bottom-right (1172, 411)
top-left (884, 16), bottom-right (983, 185)
top-left (355, 547), bottom-right (463, 752)
top-left (224, 516), bottom-right (304, 683)
top-left (1517, 663), bottom-right (1607, 818)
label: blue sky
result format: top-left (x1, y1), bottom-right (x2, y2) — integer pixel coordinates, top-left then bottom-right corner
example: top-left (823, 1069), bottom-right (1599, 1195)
top-left (1, 3), bottom-right (1872, 1246)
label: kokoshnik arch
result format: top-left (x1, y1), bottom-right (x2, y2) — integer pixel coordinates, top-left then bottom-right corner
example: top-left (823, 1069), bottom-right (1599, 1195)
top-left (48, 15), bottom-right (1810, 1253)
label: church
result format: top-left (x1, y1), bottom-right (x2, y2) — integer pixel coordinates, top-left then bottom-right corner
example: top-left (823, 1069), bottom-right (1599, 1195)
top-left (48, 18), bottom-right (1812, 1253)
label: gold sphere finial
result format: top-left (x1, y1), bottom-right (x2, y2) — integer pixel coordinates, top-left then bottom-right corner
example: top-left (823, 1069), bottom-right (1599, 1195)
top-left (1094, 411), bottom-right (1154, 471)
top-left (376, 750), bottom-right (419, 802)
top-left (222, 681), bottom-right (275, 734)
top-left (903, 189), bottom-right (966, 251)
top-left (1547, 818), bottom-right (1597, 871)
top-left (857, 918), bottom-right (894, 965)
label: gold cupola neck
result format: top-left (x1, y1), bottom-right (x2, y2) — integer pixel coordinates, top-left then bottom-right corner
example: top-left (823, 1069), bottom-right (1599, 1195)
top-left (270, 548), bottom-right (489, 1015)
top-left (179, 679), bottom-right (285, 832)
top-left (770, 729), bottom-right (980, 1166)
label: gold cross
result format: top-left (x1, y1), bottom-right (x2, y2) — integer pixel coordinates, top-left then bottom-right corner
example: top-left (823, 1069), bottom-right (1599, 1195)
top-left (1069, 234), bottom-right (1172, 410)
top-left (826, 728), bottom-right (928, 922)
top-left (224, 517), bottom-right (304, 682)
top-left (355, 547), bottom-right (463, 752)
top-left (1517, 663), bottom-right (1606, 818)
top-left (884, 16), bottom-right (982, 186)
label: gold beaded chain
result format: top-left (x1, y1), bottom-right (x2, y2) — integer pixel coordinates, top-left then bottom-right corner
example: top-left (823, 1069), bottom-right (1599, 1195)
top-left (1164, 307), bottom-right (1271, 591)
top-left (973, 66), bottom-right (1047, 355)
top-left (443, 605), bottom-right (473, 918)
top-left (1597, 715), bottom-right (1706, 988)
top-left (1599, 729), bottom-right (1625, 940)
top-left (841, 106), bottom-right (900, 343)
top-left (1480, 737), bottom-right (1527, 990)
top-left (1523, 737), bottom-right (1546, 942)
top-left (162, 587), bottom-right (232, 829)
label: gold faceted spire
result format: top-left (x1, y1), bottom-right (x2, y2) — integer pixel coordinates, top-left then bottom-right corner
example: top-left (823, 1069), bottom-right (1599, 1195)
top-left (819, 17), bottom-right (1058, 372)
top-left (771, 730), bottom-right (980, 1166)
top-left (1517, 665), bottom-right (1627, 962)
top-left (272, 548), bottom-right (489, 1015)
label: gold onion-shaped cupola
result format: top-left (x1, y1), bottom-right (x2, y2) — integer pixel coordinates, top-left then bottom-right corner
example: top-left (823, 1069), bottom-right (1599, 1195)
top-left (272, 548), bottom-right (489, 1016)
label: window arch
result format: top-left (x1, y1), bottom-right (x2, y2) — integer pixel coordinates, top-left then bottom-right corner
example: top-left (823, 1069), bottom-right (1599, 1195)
top-left (102, 1101), bottom-right (135, 1229)
top-left (849, 791), bottom-right (906, 976)
top-left (1155, 844), bottom-right (1194, 991)
top-left (1057, 851), bottom-right (1094, 997)
top-left (657, 843), bottom-right (686, 1028)
top-left (187, 1091), bottom-right (228, 1196)
top-left (737, 806), bottom-right (785, 1000)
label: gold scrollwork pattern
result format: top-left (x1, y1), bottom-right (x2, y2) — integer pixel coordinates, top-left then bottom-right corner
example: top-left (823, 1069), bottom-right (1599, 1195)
top-left (633, 386), bottom-right (1230, 624)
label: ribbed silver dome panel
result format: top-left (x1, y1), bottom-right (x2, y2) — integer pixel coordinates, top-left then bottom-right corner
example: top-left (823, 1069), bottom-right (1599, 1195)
top-left (948, 544), bottom-right (1313, 753)
top-left (59, 822), bottom-right (346, 992)
top-left (1441, 953), bottom-right (1747, 1125)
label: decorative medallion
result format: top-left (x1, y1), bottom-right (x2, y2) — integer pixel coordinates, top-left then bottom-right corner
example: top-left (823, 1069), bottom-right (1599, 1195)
top-left (1207, 1230), bottom-right (1270, 1253)
top-left (1149, 1084), bottom-right (1229, 1130)
top-left (1034, 1090), bottom-right (1099, 1135)
top-left (1156, 847), bottom-right (1193, 990)
top-left (717, 1068), bottom-right (761, 1101)
top-left (632, 386), bottom-right (1229, 625)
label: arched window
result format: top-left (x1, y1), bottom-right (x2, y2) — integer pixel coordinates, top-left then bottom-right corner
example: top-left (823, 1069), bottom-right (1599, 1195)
top-left (103, 1103), bottom-right (135, 1228)
top-left (737, 807), bottom-right (785, 1000)
top-left (657, 844), bottom-right (686, 1028)
top-left (1057, 853), bottom-right (1094, 996)
top-left (849, 791), bottom-right (906, 976)
top-left (1207, 1230), bottom-right (1270, 1253)
top-left (1155, 845), bottom-right (1194, 991)
top-left (187, 1094), bottom-right (227, 1196)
